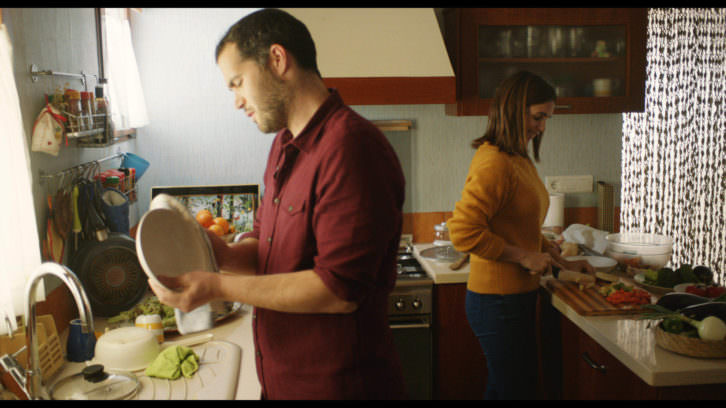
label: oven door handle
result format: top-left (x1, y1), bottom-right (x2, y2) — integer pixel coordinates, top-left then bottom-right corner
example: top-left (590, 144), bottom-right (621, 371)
top-left (389, 318), bottom-right (430, 330)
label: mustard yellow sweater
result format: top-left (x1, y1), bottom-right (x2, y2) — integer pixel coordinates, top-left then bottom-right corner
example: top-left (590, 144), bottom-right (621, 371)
top-left (448, 143), bottom-right (550, 294)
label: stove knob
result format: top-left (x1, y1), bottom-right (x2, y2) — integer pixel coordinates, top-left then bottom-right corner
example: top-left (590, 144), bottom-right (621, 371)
top-left (395, 299), bottom-right (406, 311)
top-left (412, 298), bottom-right (422, 310)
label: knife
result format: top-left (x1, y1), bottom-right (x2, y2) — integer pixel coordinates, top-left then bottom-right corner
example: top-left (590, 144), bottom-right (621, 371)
top-left (578, 243), bottom-right (606, 257)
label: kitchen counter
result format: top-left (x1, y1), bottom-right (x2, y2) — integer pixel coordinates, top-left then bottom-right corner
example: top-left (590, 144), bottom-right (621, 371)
top-left (49, 303), bottom-right (261, 400)
top-left (412, 243), bottom-right (726, 388)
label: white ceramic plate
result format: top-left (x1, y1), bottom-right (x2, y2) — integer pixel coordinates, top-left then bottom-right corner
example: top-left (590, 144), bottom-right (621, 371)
top-left (136, 194), bottom-right (218, 290)
top-left (565, 255), bottom-right (617, 272)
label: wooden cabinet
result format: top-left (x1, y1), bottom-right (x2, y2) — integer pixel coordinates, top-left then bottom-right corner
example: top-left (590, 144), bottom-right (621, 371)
top-left (442, 8), bottom-right (647, 115)
top-left (538, 289), bottom-right (726, 399)
top-left (432, 283), bottom-right (487, 399)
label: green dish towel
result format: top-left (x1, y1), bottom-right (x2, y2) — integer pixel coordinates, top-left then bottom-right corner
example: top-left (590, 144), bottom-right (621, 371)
top-left (145, 345), bottom-right (200, 380)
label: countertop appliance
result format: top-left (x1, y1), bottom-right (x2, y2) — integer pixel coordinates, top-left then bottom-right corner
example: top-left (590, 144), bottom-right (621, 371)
top-left (389, 242), bottom-right (433, 400)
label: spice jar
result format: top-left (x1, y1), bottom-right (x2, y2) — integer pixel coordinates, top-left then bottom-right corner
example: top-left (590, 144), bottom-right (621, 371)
top-left (81, 91), bottom-right (95, 130)
top-left (64, 89), bottom-right (84, 131)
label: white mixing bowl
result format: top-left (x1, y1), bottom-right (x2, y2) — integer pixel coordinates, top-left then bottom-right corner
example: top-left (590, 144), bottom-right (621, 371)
top-left (92, 326), bottom-right (160, 372)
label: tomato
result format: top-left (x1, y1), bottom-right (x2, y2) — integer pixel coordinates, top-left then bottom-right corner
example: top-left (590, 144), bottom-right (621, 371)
top-left (706, 285), bottom-right (726, 298)
top-left (686, 285), bottom-right (708, 297)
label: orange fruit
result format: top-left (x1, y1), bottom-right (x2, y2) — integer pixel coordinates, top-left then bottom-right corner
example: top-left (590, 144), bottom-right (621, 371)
top-left (213, 217), bottom-right (230, 234)
top-left (208, 224), bottom-right (225, 236)
top-left (196, 210), bottom-right (214, 228)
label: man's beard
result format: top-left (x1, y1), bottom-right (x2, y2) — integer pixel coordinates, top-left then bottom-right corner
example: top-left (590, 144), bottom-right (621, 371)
top-left (255, 68), bottom-right (289, 134)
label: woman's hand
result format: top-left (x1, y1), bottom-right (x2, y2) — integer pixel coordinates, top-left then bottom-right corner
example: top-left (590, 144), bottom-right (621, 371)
top-left (560, 258), bottom-right (595, 275)
top-left (519, 251), bottom-right (563, 275)
top-left (148, 271), bottom-right (221, 313)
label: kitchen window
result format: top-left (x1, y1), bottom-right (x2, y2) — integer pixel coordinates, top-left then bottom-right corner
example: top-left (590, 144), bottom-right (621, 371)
top-left (97, 8), bottom-right (149, 134)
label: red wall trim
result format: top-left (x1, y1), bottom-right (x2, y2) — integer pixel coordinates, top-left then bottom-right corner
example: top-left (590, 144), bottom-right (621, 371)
top-left (323, 76), bottom-right (456, 105)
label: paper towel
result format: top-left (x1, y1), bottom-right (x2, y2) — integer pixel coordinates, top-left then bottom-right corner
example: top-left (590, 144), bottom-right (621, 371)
top-left (543, 193), bottom-right (565, 229)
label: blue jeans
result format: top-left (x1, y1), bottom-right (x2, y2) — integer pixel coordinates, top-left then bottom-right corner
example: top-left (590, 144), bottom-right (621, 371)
top-left (465, 289), bottom-right (539, 400)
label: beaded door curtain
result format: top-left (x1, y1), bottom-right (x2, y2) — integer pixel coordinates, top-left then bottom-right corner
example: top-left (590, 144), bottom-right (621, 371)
top-left (621, 8), bottom-right (726, 283)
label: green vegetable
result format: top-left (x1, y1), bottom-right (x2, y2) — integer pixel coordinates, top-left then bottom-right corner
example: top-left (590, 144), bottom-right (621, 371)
top-left (676, 264), bottom-right (697, 284)
top-left (662, 317), bottom-right (689, 334)
top-left (643, 268), bottom-right (658, 284)
top-left (641, 304), bottom-right (726, 341)
top-left (656, 267), bottom-right (678, 288)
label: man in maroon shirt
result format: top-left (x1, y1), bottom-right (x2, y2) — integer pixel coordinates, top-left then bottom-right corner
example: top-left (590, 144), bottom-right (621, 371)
top-left (148, 9), bottom-right (407, 399)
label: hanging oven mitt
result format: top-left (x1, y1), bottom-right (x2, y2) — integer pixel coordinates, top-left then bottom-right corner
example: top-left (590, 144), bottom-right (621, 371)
top-left (31, 101), bottom-right (66, 157)
top-left (145, 345), bottom-right (200, 380)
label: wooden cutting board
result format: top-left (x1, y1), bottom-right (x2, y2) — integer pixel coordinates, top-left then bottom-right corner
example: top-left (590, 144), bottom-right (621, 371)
top-left (546, 279), bottom-right (647, 316)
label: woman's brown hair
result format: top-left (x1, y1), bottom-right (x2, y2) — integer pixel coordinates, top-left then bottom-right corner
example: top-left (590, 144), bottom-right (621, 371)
top-left (472, 71), bottom-right (556, 162)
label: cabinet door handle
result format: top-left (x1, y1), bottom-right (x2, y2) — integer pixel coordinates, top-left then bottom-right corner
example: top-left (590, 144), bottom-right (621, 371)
top-left (581, 352), bottom-right (607, 373)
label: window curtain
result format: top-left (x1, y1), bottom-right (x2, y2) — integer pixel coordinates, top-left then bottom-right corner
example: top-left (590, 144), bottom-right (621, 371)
top-left (621, 8), bottom-right (726, 283)
top-left (103, 8), bottom-right (149, 129)
top-left (0, 23), bottom-right (43, 335)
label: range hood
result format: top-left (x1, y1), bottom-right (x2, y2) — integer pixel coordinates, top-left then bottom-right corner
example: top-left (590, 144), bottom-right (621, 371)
top-left (283, 8), bottom-right (455, 105)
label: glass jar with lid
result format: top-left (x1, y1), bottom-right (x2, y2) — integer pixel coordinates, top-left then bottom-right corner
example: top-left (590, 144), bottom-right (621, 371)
top-left (433, 222), bottom-right (452, 247)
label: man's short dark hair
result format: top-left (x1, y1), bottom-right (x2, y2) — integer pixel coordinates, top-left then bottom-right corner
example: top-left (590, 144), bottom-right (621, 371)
top-left (215, 8), bottom-right (321, 76)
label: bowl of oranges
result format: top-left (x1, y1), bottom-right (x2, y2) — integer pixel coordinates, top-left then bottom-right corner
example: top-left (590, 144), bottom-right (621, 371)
top-left (195, 209), bottom-right (236, 242)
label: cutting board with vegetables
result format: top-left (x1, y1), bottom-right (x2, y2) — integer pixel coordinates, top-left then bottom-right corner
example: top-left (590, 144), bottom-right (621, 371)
top-left (546, 279), bottom-right (649, 316)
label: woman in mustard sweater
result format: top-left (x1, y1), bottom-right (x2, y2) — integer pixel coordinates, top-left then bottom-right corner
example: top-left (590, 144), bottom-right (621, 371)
top-left (447, 71), bottom-right (593, 400)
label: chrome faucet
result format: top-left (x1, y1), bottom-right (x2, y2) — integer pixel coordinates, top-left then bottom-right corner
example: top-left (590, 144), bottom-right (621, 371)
top-left (0, 262), bottom-right (94, 400)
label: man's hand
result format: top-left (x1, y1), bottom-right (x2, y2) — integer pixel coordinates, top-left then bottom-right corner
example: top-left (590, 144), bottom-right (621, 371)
top-left (148, 271), bottom-right (221, 313)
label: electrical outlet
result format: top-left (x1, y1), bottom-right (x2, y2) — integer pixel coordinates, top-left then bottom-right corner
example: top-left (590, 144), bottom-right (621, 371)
top-left (545, 175), bottom-right (593, 193)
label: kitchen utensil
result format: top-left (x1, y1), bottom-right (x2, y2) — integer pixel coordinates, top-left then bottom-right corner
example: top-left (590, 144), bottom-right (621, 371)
top-left (136, 194), bottom-right (218, 334)
top-left (606, 232), bottom-right (673, 254)
top-left (68, 233), bottom-right (147, 317)
top-left (71, 184), bottom-right (82, 253)
top-left (449, 254), bottom-right (469, 270)
top-left (66, 318), bottom-right (96, 362)
top-left (49, 364), bottom-right (140, 400)
top-left (565, 256), bottom-right (617, 273)
top-left (605, 232), bottom-right (673, 269)
top-left (578, 243), bottom-right (605, 257)
top-left (92, 326), bottom-right (160, 372)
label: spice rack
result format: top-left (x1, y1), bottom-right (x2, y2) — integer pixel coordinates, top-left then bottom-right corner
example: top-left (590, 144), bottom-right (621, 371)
top-left (29, 64), bottom-right (135, 147)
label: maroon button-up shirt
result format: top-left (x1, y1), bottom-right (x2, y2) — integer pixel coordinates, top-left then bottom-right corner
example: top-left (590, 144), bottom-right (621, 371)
top-left (240, 90), bottom-right (406, 399)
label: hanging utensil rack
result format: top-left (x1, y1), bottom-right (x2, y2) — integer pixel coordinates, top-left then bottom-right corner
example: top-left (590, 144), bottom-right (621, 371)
top-left (29, 64), bottom-right (96, 92)
top-left (38, 153), bottom-right (123, 185)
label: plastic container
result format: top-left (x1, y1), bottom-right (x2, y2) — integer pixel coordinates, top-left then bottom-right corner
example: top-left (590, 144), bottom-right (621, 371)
top-left (605, 232), bottom-right (673, 255)
top-left (135, 314), bottom-right (164, 343)
top-left (121, 153), bottom-right (150, 181)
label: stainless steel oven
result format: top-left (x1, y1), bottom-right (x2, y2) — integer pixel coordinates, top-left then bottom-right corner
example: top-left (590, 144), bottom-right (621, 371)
top-left (389, 247), bottom-right (433, 400)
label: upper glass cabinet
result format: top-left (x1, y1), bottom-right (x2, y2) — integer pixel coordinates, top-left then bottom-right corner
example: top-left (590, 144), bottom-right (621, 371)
top-left (442, 8), bottom-right (647, 115)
